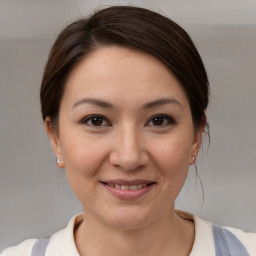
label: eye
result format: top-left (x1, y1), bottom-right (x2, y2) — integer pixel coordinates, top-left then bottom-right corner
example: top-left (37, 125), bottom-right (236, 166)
top-left (80, 115), bottom-right (110, 127)
top-left (147, 114), bottom-right (175, 127)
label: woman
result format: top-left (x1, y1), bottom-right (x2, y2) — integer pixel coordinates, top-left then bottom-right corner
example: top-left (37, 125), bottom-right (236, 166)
top-left (2, 6), bottom-right (256, 256)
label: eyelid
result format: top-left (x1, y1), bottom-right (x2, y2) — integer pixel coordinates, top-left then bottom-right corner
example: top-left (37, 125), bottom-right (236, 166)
top-left (146, 114), bottom-right (176, 126)
top-left (79, 113), bottom-right (175, 128)
top-left (80, 114), bottom-right (111, 127)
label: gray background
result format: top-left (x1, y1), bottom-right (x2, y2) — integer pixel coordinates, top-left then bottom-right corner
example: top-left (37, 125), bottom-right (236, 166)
top-left (0, 0), bottom-right (256, 251)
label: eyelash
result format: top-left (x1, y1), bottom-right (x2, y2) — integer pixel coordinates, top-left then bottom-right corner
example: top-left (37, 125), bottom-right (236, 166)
top-left (80, 114), bottom-right (176, 128)
top-left (80, 114), bottom-right (110, 128)
top-left (146, 114), bottom-right (176, 127)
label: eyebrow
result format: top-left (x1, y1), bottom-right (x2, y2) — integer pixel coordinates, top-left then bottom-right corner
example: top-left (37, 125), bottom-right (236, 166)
top-left (73, 97), bottom-right (182, 109)
top-left (142, 98), bottom-right (182, 109)
top-left (73, 98), bottom-right (114, 109)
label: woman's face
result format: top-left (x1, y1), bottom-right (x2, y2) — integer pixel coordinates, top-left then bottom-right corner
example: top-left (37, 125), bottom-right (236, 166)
top-left (47, 46), bottom-right (203, 230)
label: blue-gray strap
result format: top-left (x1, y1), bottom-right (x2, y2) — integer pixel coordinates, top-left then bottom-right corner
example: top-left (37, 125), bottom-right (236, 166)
top-left (212, 225), bottom-right (249, 256)
top-left (31, 237), bottom-right (50, 256)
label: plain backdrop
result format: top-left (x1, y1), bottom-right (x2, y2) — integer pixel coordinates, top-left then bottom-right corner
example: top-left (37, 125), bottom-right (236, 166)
top-left (1, 0), bottom-right (256, 251)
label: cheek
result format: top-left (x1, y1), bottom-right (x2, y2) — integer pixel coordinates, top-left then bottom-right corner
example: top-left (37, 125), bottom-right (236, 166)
top-left (151, 135), bottom-right (193, 194)
top-left (153, 137), bottom-right (192, 170)
top-left (60, 133), bottom-right (109, 178)
top-left (60, 135), bottom-right (110, 204)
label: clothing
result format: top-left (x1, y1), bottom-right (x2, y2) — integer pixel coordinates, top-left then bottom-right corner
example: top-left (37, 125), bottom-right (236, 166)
top-left (1, 211), bottom-right (256, 256)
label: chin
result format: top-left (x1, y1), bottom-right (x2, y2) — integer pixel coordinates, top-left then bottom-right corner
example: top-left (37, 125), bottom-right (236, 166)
top-left (101, 207), bottom-right (157, 231)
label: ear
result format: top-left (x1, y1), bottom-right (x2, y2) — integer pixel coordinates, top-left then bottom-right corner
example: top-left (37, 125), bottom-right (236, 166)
top-left (45, 117), bottom-right (65, 168)
top-left (190, 118), bottom-right (206, 165)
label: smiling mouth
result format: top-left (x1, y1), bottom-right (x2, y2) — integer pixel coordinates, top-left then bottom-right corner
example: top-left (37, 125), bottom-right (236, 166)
top-left (101, 180), bottom-right (156, 190)
top-left (101, 181), bottom-right (156, 191)
top-left (100, 180), bottom-right (156, 199)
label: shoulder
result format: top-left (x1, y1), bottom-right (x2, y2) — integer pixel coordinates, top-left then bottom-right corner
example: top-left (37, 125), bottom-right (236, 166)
top-left (1, 239), bottom-right (36, 256)
top-left (224, 225), bottom-right (256, 254)
top-left (195, 215), bottom-right (256, 255)
top-left (176, 210), bottom-right (256, 256)
top-left (1, 214), bottom-right (82, 256)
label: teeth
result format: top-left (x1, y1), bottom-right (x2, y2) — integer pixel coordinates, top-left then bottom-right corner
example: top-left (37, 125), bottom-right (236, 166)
top-left (108, 184), bottom-right (149, 190)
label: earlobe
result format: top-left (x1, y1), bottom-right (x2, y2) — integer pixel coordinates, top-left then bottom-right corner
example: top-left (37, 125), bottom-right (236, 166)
top-left (45, 117), bottom-right (65, 168)
top-left (190, 155), bottom-right (196, 165)
top-left (56, 157), bottom-right (64, 168)
top-left (190, 135), bottom-right (201, 165)
top-left (190, 120), bottom-right (206, 165)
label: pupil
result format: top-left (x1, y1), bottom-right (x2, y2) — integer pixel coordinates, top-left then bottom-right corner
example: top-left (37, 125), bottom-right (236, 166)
top-left (153, 117), bottom-right (163, 126)
top-left (92, 117), bottom-right (103, 126)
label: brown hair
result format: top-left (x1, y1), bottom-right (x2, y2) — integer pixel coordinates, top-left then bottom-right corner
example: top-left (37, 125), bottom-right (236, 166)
top-left (40, 6), bottom-right (209, 130)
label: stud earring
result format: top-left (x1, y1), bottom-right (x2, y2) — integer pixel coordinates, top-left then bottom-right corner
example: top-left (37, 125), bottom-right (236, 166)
top-left (192, 155), bottom-right (195, 162)
top-left (56, 158), bottom-right (61, 165)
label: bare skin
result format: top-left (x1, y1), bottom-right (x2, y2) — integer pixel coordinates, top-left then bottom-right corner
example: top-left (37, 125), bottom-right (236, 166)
top-left (74, 211), bottom-right (195, 256)
top-left (46, 46), bottom-right (204, 256)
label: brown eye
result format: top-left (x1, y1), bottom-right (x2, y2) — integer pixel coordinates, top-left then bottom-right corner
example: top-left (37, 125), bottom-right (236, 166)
top-left (91, 117), bottom-right (104, 126)
top-left (152, 116), bottom-right (164, 126)
top-left (81, 115), bottom-right (110, 127)
top-left (147, 114), bottom-right (175, 127)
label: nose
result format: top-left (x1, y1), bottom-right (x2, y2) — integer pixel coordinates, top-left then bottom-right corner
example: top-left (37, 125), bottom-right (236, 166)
top-left (109, 126), bottom-right (149, 171)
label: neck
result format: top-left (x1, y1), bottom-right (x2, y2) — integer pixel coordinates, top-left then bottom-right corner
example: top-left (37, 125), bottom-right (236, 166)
top-left (75, 210), bottom-right (195, 256)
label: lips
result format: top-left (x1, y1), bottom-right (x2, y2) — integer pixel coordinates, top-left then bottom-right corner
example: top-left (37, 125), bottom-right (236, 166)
top-left (101, 179), bottom-right (156, 199)
top-left (105, 183), bottom-right (148, 190)
top-left (101, 179), bottom-right (155, 188)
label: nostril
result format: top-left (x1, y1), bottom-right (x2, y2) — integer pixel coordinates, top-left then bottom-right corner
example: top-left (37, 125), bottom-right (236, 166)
top-left (109, 148), bottom-right (149, 172)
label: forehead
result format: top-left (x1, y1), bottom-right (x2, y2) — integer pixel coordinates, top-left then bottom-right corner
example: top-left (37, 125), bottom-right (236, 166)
top-left (62, 46), bottom-right (189, 108)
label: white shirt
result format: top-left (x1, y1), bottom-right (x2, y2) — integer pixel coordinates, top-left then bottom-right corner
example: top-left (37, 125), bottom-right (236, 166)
top-left (2, 211), bottom-right (256, 255)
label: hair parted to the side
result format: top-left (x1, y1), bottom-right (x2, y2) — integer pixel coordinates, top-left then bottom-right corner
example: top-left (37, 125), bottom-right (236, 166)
top-left (40, 5), bottom-right (209, 131)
